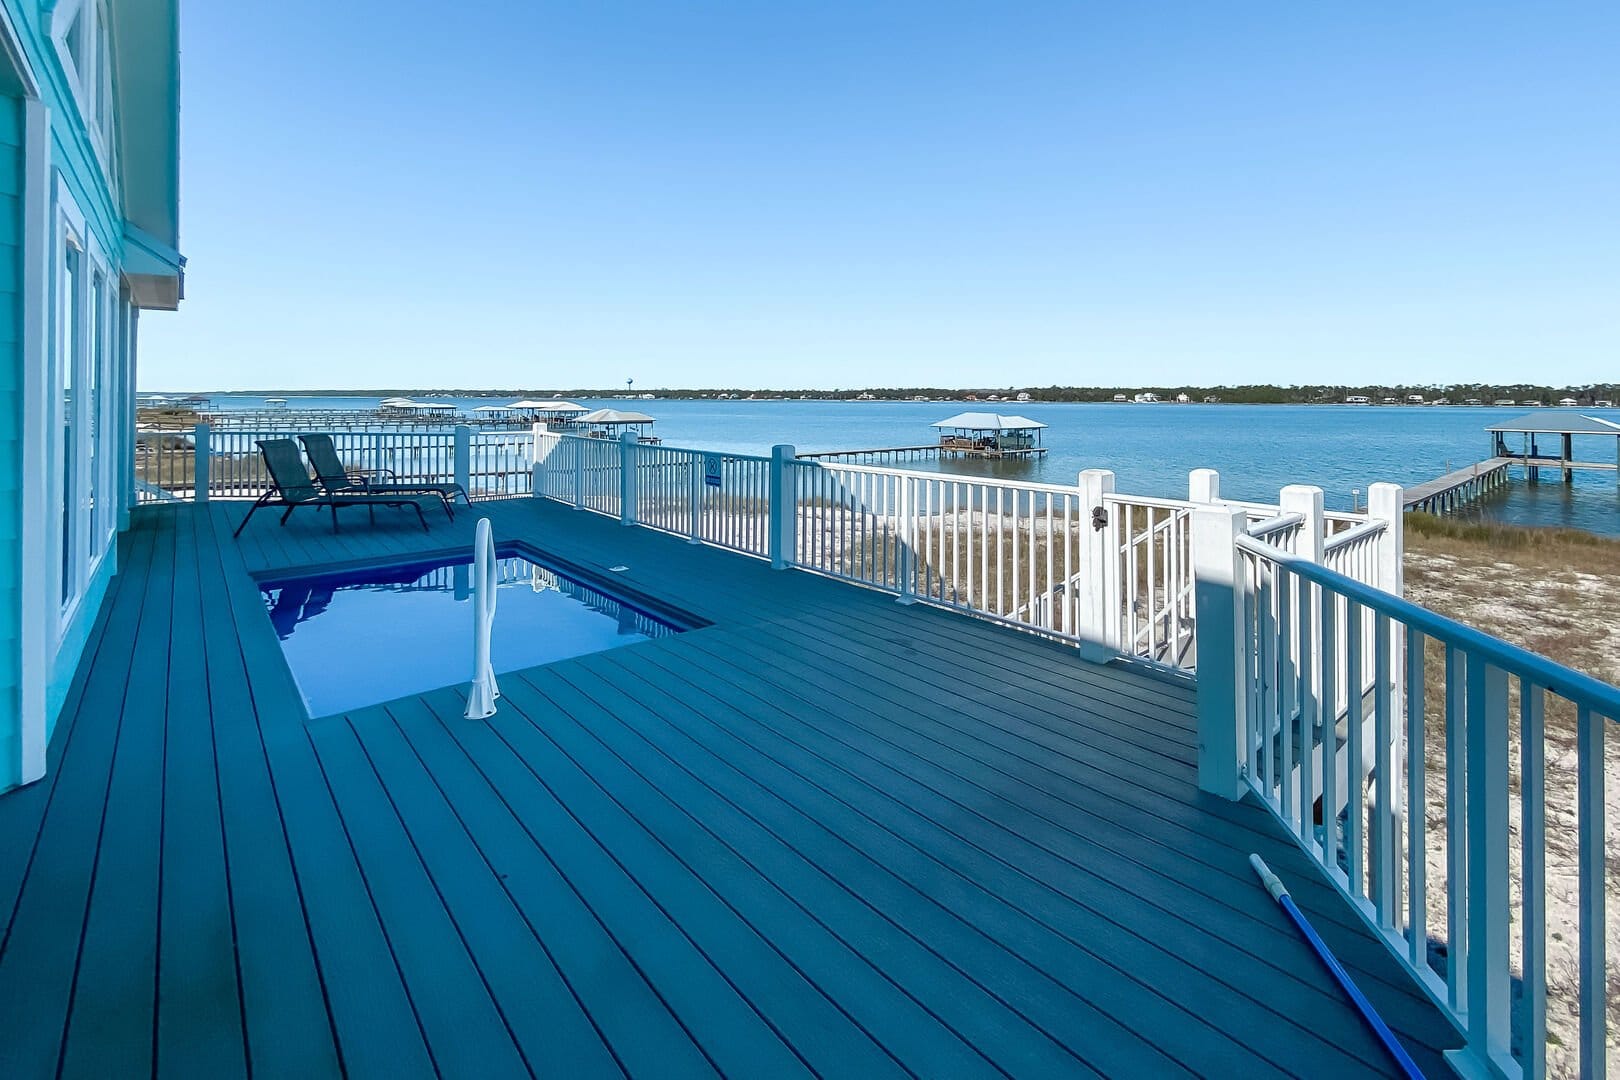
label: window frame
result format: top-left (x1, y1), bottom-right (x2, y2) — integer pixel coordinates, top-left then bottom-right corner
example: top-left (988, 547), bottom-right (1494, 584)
top-left (49, 173), bottom-right (112, 639)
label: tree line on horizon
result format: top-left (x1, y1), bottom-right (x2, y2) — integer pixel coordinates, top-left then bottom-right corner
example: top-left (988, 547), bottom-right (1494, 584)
top-left (199, 382), bottom-right (1620, 405)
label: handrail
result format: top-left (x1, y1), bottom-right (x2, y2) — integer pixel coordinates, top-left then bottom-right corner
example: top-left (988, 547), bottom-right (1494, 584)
top-left (1238, 531), bottom-right (1620, 719)
top-left (795, 456), bottom-right (1088, 498)
top-left (1245, 512), bottom-right (1304, 540)
top-left (1322, 518), bottom-right (1388, 554)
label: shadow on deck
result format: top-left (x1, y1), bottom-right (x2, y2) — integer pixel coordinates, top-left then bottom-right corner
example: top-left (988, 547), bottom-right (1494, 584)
top-left (0, 499), bottom-right (1462, 1077)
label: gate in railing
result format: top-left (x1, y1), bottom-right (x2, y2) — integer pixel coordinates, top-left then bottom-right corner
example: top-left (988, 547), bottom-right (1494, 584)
top-left (1193, 500), bottom-right (1614, 1080)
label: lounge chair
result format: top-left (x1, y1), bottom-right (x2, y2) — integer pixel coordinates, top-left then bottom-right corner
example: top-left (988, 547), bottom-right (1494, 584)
top-left (232, 439), bottom-right (437, 538)
top-left (299, 433), bottom-right (464, 519)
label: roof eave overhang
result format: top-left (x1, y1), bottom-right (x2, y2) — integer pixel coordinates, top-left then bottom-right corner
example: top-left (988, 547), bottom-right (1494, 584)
top-left (122, 220), bottom-right (183, 310)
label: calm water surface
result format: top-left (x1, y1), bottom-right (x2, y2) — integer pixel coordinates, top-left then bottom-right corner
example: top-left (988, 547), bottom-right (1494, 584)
top-left (206, 395), bottom-right (1620, 535)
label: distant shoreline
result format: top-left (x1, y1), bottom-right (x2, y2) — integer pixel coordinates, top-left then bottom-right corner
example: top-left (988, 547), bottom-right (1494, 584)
top-left (142, 384), bottom-right (1620, 408)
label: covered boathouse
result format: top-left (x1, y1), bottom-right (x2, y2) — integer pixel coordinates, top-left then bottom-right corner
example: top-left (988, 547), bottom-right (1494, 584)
top-left (1488, 411), bottom-right (1620, 485)
top-left (932, 411), bottom-right (1049, 457)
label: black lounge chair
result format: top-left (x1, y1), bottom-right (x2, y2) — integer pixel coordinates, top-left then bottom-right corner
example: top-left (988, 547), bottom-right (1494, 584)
top-left (232, 439), bottom-right (436, 538)
top-left (299, 433), bottom-right (465, 519)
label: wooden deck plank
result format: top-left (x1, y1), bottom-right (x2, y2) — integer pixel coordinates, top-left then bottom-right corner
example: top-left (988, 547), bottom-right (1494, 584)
top-left (454, 682), bottom-right (967, 1080)
top-left (502, 666), bottom-right (1105, 1078)
top-left (0, 524), bottom-right (159, 1079)
top-left (303, 716), bottom-right (534, 1079)
top-left (345, 703), bottom-right (625, 1077)
top-left (404, 688), bottom-right (810, 1078)
top-left (146, 507), bottom-right (249, 1077)
top-left (381, 695), bottom-right (718, 1080)
top-left (0, 522), bottom-right (147, 936)
top-left (211, 514), bottom-right (439, 1078)
top-left (0, 500), bottom-right (1466, 1077)
top-left (576, 644), bottom-right (1342, 1078)
top-left (192, 506), bottom-right (342, 1077)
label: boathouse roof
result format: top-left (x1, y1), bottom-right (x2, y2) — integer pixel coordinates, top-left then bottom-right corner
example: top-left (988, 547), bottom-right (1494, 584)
top-left (1486, 413), bottom-right (1620, 435)
top-left (931, 412), bottom-right (1047, 431)
top-left (580, 408), bottom-right (656, 425)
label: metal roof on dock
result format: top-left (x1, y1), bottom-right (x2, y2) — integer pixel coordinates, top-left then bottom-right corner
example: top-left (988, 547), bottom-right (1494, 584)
top-left (931, 411), bottom-right (1047, 430)
top-left (1486, 412), bottom-right (1620, 435)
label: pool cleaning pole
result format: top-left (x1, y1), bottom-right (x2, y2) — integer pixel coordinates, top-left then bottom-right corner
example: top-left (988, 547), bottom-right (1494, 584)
top-left (1248, 854), bottom-right (1425, 1080)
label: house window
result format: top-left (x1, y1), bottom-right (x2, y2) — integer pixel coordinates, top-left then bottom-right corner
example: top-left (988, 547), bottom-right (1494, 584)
top-left (52, 1), bottom-right (117, 170)
top-left (59, 242), bottom-right (79, 603)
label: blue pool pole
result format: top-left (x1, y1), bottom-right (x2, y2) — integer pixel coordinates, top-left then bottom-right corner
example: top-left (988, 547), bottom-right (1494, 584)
top-left (1248, 854), bottom-right (1425, 1080)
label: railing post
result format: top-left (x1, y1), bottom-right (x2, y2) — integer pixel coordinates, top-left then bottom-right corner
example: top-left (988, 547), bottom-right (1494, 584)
top-left (1077, 469), bottom-right (1115, 648)
top-left (1192, 503), bottom-right (1249, 799)
top-left (688, 452), bottom-right (705, 543)
top-left (769, 444), bottom-right (796, 569)
top-left (454, 424), bottom-right (472, 497)
top-left (894, 472), bottom-right (916, 602)
top-left (573, 437), bottom-right (585, 510)
top-left (619, 432), bottom-right (639, 526)
top-left (1366, 480), bottom-right (1407, 925)
top-left (1280, 485), bottom-right (1324, 562)
top-left (1189, 467), bottom-right (1220, 503)
top-left (193, 422), bottom-right (210, 502)
top-left (1368, 483), bottom-right (1403, 597)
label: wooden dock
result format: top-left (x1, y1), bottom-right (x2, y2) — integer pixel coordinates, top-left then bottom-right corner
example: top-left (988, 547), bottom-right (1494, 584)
top-left (1403, 457), bottom-right (1513, 513)
top-left (0, 499), bottom-right (1462, 1077)
top-left (800, 443), bottom-right (1049, 465)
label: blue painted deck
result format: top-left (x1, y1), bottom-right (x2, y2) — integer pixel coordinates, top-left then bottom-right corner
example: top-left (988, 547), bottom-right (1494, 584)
top-left (0, 499), bottom-right (1462, 1077)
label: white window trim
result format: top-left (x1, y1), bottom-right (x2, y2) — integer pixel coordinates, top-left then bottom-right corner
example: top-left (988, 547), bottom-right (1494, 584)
top-left (48, 172), bottom-right (111, 642)
top-left (48, 0), bottom-right (117, 191)
top-left (17, 64), bottom-right (52, 787)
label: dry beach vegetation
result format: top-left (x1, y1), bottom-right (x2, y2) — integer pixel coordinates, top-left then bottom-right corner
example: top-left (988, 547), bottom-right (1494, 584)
top-left (1403, 513), bottom-right (1620, 1074)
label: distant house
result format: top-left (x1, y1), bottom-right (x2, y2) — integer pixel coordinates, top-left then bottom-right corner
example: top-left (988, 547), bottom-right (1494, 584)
top-left (1558, 397), bottom-right (1580, 407)
top-left (1133, 392), bottom-right (1160, 403)
top-left (1016, 391), bottom-right (1031, 402)
top-left (1175, 393), bottom-right (1191, 403)
top-left (1202, 395), bottom-right (1220, 404)
top-left (1112, 393), bottom-right (1128, 402)
top-left (1345, 396), bottom-right (1371, 405)
top-left (1407, 394), bottom-right (1425, 404)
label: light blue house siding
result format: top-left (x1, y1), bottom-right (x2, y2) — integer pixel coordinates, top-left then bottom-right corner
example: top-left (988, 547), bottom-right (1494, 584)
top-left (0, 0), bottom-right (181, 792)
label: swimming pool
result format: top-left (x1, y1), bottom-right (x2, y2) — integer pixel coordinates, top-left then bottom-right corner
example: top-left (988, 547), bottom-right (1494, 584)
top-left (260, 548), bottom-right (690, 717)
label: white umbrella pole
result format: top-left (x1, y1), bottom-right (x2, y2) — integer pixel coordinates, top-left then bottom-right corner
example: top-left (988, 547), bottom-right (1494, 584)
top-left (465, 517), bottom-right (500, 719)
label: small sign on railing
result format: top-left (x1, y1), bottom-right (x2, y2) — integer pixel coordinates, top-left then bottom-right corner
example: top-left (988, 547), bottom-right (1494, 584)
top-left (704, 454), bottom-right (723, 488)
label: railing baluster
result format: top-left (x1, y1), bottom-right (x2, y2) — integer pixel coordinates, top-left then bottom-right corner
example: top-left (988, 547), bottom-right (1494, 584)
top-left (1346, 601), bottom-right (1364, 897)
top-left (1406, 630), bottom-right (1427, 971)
top-left (1320, 589), bottom-right (1338, 871)
top-left (1464, 659), bottom-right (1509, 1063)
top-left (1577, 704), bottom-right (1606, 1080)
top-left (1445, 645), bottom-right (1468, 1015)
top-left (1278, 571), bottom-right (1294, 825)
top-left (1372, 612), bottom-right (1395, 926)
top-left (1297, 581), bottom-right (1317, 845)
top-left (1521, 683), bottom-right (1546, 1080)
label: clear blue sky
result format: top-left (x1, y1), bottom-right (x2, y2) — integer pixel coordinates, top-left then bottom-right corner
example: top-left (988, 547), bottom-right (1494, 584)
top-left (139, 2), bottom-right (1619, 391)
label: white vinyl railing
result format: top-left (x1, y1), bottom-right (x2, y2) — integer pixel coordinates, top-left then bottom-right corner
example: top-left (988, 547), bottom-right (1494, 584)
top-left (525, 432), bottom-right (1392, 669)
top-left (1192, 500), bottom-right (1615, 1080)
top-left (138, 423), bottom-right (539, 504)
top-left (788, 459), bottom-right (1089, 634)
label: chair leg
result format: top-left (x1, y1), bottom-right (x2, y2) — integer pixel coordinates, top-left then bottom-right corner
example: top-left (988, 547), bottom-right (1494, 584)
top-left (279, 504), bottom-right (297, 526)
top-left (414, 504), bottom-right (429, 532)
top-left (232, 494), bottom-right (271, 538)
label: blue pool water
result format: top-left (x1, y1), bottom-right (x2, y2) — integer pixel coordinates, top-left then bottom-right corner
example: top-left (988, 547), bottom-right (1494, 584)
top-left (261, 550), bottom-right (686, 717)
